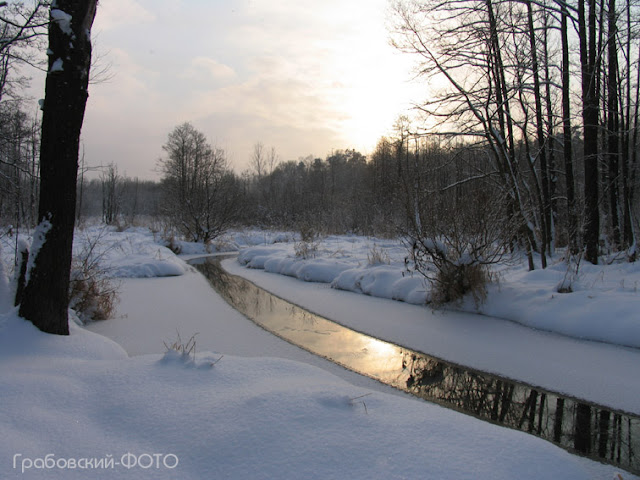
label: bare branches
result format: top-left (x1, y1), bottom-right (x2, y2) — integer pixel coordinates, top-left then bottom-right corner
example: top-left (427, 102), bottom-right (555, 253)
top-left (158, 123), bottom-right (241, 243)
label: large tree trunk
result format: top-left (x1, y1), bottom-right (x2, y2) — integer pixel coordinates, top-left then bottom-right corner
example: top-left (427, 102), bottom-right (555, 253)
top-left (606, 0), bottom-right (621, 249)
top-left (18, 0), bottom-right (97, 335)
top-left (526, 0), bottom-right (550, 267)
top-left (579, 0), bottom-right (601, 265)
top-left (560, 2), bottom-right (578, 254)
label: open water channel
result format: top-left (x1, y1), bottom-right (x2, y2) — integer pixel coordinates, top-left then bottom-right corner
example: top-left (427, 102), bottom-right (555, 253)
top-left (191, 256), bottom-right (639, 475)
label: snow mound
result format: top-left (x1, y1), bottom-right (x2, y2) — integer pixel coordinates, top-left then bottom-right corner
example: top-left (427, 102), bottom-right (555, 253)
top-left (476, 259), bottom-right (640, 348)
top-left (234, 234), bottom-right (640, 349)
top-left (332, 265), bottom-right (427, 304)
top-left (73, 227), bottom-right (187, 278)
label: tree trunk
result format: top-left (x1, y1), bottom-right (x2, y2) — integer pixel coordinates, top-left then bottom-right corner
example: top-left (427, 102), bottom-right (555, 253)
top-left (542, 9), bottom-right (558, 252)
top-left (580, 0), bottom-right (601, 264)
top-left (606, 0), bottom-right (621, 249)
top-left (561, 3), bottom-right (578, 253)
top-left (526, 0), bottom-right (551, 265)
top-left (18, 0), bottom-right (97, 335)
top-left (621, 0), bottom-right (633, 249)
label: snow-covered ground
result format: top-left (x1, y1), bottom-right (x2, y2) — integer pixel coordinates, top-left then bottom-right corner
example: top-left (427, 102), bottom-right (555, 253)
top-left (229, 230), bottom-right (640, 349)
top-left (0, 226), bottom-right (637, 479)
top-left (213, 230), bottom-right (640, 414)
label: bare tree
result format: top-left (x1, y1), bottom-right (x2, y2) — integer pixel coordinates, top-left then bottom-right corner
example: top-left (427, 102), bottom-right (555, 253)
top-left (101, 162), bottom-right (121, 225)
top-left (159, 122), bottom-right (241, 243)
top-left (391, 0), bottom-right (543, 269)
top-left (558, 0), bottom-right (578, 254)
top-left (18, 0), bottom-right (98, 335)
top-left (578, 0), bottom-right (601, 264)
top-left (250, 141), bottom-right (265, 179)
top-left (0, 0), bottom-right (49, 101)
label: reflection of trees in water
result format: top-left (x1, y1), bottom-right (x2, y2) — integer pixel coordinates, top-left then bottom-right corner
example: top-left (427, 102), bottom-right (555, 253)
top-left (198, 260), bottom-right (320, 329)
top-left (401, 351), bottom-right (638, 473)
top-left (196, 260), bottom-right (271, 319)
top-left (194, 259), bottom-right (638, 475)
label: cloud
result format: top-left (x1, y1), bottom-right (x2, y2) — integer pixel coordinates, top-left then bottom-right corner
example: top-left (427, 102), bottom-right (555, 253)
top-left (180, 57), bottom-right (237, 85)
top-left (80, 0), bottom-right (419, 178)
top-left (95, 0), bottom-right (156, 31)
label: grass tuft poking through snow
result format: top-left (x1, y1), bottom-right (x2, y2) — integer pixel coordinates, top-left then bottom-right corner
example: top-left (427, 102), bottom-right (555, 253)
top-left (163, 331), bottom-right (198, 360)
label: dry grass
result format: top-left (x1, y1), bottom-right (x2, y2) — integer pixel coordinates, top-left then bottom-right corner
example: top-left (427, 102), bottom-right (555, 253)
top-left (294, 223), bottom-right (320, 259)
top-left (367, 244), bottom-right (390, 266)
top-left (69, 230), bottom-right (120, 322)
top-left (163, 331), bottom-right (199, 359)
top-left (430, 262), bottom-right (490, 306)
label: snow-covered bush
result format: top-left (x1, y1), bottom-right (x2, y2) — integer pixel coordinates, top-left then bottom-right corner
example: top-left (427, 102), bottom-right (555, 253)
top-left (409, 238), bottom-right (492, 305)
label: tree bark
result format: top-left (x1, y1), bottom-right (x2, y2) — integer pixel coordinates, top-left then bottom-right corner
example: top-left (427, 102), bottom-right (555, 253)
top-left (579, 0), bottom-right (601, 264)
top-left (560, 2), bottom-right (578, 253)
top-left (18, 0), bottom-right (97, 335)
top-left (606, 0), bottom-right (621, 248)
top-left (526, 0), bottom-right (550, 267)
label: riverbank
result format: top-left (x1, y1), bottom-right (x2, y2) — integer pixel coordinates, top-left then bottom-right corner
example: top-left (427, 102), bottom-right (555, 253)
top-left (1, 227), bottom-right (637, 479)
top-left (223, 258), bottom-right (640, 416)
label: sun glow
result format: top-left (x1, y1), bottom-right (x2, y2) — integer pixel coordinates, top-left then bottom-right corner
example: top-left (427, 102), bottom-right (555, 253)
top-left (81, 0), bottom-right (425, 177)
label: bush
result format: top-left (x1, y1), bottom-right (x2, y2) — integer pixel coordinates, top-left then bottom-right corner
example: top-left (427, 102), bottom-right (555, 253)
top-left (69, 270), bottom-right (119, 321)
top-left (432, 260), bottom-right (490, 305)
top-left (294, 223), bottom-right (320, 259)
top-left (69, 230), bottom-right (120, 322)
top-left (405, 185), bottom-right (514, 306)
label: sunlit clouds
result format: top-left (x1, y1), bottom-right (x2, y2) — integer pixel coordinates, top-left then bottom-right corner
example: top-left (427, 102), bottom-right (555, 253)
top-left (77, 0), bottom-right (421, 178)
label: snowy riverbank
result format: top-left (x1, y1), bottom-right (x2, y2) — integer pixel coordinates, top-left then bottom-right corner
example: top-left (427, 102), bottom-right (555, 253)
top-left (0, 226), bottom-right (637, 479)
top-left (228, 230), bottom-right (640, 350)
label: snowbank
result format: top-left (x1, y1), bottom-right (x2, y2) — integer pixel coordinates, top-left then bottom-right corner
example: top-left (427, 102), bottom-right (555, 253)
top-left (0, 311), bottom-right (631, 480)
top-left (0, 227), bottom-right (636, 478)
top-left (476, 259), bottom-right (640, 348)
top-left (74, 227), bottom-right (187, 278)
top-left (0, 226), bottom-right (188, 280)
top-left (234, 234), bottom-right (640, 349)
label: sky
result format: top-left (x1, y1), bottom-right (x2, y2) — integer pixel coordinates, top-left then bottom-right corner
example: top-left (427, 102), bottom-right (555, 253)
top-left (47, 0), bottom-right (423, 180)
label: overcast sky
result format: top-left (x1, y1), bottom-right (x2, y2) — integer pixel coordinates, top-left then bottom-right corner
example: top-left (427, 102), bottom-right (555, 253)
top-left (45, 0), bottom-right (422, 179)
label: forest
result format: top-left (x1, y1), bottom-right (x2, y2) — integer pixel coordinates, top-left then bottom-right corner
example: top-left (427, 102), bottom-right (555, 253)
top-left (2, 0), bottom-right (640, 317)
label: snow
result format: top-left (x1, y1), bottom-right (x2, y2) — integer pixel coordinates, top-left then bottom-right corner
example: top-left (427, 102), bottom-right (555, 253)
top-left (0, 227), bottom-right (637, 479)
top-left (24, 219), bottom-right (52, 285)
top-left (73, 227), bottom-right (187, 278)
top-left (232, 233), bottom-right (640, 349)
top-left (50, 8), bottom-right (73, 36)
top-left (50, 58), bottom-right (64, 72)
top-left (236, 235), bottom-right (428, 304)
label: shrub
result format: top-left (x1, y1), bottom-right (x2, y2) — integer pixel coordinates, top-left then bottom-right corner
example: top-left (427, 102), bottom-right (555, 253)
top-left (163, 232), bottom-right (182, 254)
top-left (294, 223), bottom-right (320, 259)
top-left (405, 184), bottom-right (514, 306)
top-left (69, 270), bottom-right (119, 321)
top-left (69, 230), bottom-right (120, 322)
top-left (432, 260), bottom-right (490, 305)
top-left (556, 251), bottom-right (583, 293)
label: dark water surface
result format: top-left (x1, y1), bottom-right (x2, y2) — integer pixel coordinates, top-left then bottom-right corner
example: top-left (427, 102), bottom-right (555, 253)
top-left (192, 257), bottom-right (639, 474)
